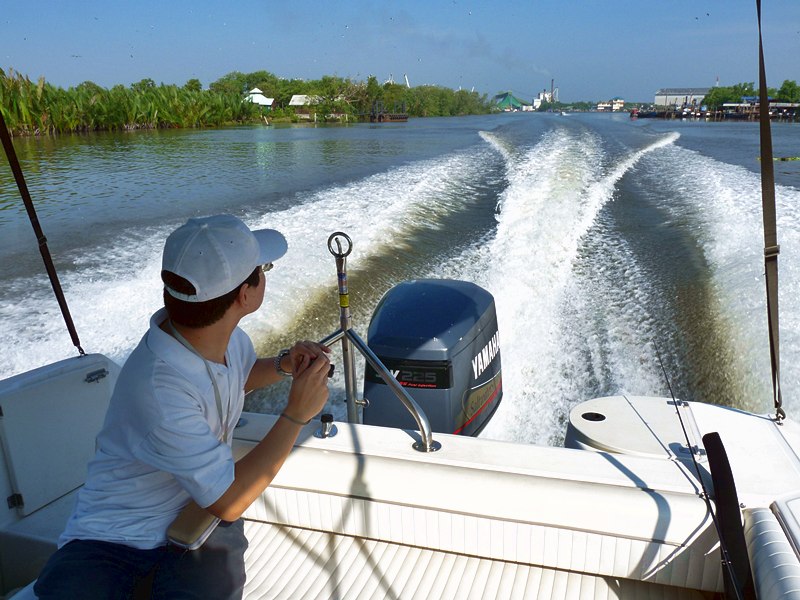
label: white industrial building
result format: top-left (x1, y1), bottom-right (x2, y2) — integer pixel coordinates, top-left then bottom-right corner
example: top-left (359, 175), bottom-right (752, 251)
top-left (597, 98), bottom-right (625, 111)
top-left (654, 88), bottom-right (711, 108)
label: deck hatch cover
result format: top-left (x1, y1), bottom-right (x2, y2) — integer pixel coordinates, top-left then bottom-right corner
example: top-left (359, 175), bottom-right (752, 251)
top-left (0, 355), bottom-right (114, 516)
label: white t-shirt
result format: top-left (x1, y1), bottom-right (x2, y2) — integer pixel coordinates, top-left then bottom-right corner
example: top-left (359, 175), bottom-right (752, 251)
top-left (59, 308), bottom-right (257, 550)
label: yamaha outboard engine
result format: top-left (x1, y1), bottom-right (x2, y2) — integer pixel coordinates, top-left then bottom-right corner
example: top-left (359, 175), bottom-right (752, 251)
top-left (363, 279), bottom-right (501, 436)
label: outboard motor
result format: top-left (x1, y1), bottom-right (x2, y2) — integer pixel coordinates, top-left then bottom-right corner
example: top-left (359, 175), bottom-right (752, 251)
top-left (363, 279), bottom-right (501, 436)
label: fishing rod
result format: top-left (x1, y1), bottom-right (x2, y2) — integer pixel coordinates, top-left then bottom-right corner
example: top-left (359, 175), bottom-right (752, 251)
top-left (651, 9), bottom-right (785, 596)
top-left (0, 110), bottom-right (85, 356)
top-left (653, 345), bottom-right (751, 600)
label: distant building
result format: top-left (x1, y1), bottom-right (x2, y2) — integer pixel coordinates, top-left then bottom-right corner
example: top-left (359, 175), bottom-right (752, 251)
top-left (532, 88), bottom-right (558, 110)
top-left (721, 97), bottom-right (799, 119)
top-left (288, 94), bottom-right (323, 119)
top-left (597, 98), bottom-right (625, 111)
top-left (494, 92), bottom-right (529, 111)
top-left (288, 95), bottom-right (321, 107)
top-left (654, 87), bottom-right (711, 108)
top-left (245, 88), bottom-right (274, 109)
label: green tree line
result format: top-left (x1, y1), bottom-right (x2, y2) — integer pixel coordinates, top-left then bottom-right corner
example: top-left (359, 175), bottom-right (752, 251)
top-left (0, 67), bottom-right (492, 136)
top-left (209, 70), bottom-right (490, 119)
top-left (701, 80), bottom-right (800, 109)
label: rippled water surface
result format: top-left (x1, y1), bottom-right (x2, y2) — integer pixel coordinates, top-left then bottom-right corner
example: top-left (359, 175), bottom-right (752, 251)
top-left (3, 114), bottom-right (800, 445)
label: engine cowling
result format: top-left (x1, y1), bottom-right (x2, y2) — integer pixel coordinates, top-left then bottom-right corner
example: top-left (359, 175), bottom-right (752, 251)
top-left (363, 279), bottom-right (502, 436)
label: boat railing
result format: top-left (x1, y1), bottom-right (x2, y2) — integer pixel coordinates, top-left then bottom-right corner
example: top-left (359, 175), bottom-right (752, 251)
top-left (322, 232), bottom-right (440, 453)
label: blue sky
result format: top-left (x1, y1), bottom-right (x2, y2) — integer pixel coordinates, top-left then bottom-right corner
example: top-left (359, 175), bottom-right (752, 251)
top-left (2, 1), bottom-right (799, 103)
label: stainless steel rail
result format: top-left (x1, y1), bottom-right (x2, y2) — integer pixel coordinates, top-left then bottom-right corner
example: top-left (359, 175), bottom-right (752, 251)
top-left (345, 329), bottom-right (440, 452)
top-left (325, 232), bottom-right (440, 453)
top-left (327, 232), bottom-right (361, 424)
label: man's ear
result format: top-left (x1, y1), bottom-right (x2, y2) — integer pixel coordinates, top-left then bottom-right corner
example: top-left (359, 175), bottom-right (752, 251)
top-left (237, 277), bottom-right (262, 312)
top-left (236, 281), bottom-right (254, 309)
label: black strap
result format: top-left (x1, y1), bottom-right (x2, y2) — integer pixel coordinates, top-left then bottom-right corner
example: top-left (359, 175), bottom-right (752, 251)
top-left (756, 0), bottom-right (783, 421)
top-left (0, 110), bottom-right (85, 355)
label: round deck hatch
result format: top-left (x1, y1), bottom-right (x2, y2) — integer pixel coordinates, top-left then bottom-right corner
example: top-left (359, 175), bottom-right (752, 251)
top-left (565, 396), bottom-right (694, 459)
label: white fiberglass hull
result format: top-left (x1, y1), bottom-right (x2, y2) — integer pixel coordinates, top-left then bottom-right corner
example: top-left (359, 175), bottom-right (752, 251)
top-left (3, 357), bottom-right (800, 598)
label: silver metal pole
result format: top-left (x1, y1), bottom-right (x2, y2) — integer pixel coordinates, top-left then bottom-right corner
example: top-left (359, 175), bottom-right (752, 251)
top-left (327, 233), bottom-right (360, 424)
top-left (324, 231), bottom-right (440, 451)
top-left (318, 329), bottom-right (345, 347)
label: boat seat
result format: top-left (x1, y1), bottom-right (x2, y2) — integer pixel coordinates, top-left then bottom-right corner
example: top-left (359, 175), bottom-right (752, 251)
top-left (5, 520), bottom-right (712, 600)
top-left (0, 354), bottom-right (118, 517)
top-left (0, 490), bottom-right (76, 596)
top-left (744, 505), bottom-right (800, 599)
top-left (240, 520), bottom-right (709, 599)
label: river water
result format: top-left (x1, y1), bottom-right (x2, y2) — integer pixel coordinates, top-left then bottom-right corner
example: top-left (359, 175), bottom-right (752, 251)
top-left (2, 113), bottom-right (800, 446)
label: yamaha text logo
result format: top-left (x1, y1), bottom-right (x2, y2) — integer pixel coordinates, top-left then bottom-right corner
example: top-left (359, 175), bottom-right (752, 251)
top-left (471, 331), bottom-right (499, 380)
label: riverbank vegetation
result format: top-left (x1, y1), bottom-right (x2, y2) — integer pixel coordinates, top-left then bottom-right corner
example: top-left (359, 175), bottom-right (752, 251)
top-left (702, 80), bottom-right (800, 110)
top-left (0, 67), bottom-right (492, 136)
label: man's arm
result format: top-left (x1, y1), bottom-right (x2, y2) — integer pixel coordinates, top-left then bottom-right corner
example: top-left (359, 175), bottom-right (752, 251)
top-left (207, 351), bottom-right (331, 522)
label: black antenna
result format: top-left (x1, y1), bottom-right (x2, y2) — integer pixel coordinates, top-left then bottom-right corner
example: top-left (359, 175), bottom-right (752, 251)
top-left (0, 110), bottom-right (85, 356)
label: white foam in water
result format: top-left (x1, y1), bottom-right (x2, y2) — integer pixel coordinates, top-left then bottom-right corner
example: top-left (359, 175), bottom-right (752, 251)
top-left (240, 144), bottom-right (496, 336)
top-left (0, 146), bottom-right (492, 381)
top-left (433, 128), bottom-right (681, 445)
top-left (560, 228), bottom-right (669, 403)
top-left (0, 228), bottom-right (170, 380)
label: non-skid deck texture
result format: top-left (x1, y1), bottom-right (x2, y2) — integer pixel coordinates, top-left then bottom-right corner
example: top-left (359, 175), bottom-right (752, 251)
top-left (241, 521), bottom-right (708, 600)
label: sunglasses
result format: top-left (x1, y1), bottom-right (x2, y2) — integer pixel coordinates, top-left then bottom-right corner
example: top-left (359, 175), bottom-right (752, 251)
top-left (261, 262), bottom-right (274, 273)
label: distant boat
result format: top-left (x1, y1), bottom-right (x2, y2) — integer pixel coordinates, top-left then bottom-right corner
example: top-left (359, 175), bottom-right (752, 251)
top-left (369, 112), bottom-right (408, 123)
top-left (369, 100), bottom-right (408, 123)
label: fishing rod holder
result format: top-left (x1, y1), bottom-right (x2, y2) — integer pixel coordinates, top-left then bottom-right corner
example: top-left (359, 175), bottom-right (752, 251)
top-left (323, 232), bottom-right (440, 453)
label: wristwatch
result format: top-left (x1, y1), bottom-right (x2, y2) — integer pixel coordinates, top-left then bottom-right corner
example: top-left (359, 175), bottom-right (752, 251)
top-left (274, 349), bottom-right (292, 377)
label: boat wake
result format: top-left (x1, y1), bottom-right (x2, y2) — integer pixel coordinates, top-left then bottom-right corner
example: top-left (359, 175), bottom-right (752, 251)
top-left (431, 128), bottom-right (681, 445)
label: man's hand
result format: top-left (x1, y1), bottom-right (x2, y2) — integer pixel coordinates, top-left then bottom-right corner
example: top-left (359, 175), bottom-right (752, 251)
top-left (288, 340), bottom-right (331, 377)
top-left (284, 350), bottom-right (330, 424)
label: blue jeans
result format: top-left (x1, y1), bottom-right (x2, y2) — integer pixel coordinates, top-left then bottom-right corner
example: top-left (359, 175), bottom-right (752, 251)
top-left (34, 520), bottom-right (248, 600)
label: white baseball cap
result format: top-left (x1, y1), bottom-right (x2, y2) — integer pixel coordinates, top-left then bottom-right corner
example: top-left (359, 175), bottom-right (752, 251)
top-left (162, 214), bottom-right (288, 302)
